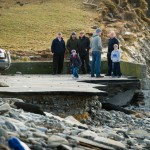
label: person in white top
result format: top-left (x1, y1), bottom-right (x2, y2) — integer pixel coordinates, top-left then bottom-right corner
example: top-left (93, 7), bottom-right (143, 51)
top-left (111, 44), bottom-right (121, 78)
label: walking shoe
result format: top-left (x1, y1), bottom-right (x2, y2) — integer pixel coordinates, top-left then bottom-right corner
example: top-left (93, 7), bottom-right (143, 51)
top-left (91, 75), bottom-right (95, 77)
top-left (96, 75), bottom-right (104, 78)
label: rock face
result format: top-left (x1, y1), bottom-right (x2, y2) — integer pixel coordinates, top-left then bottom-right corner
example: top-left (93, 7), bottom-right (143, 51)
top-left (0, 97), bottom-right (149, 150)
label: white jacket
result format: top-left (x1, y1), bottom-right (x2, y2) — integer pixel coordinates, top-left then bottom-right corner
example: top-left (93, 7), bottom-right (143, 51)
top-left (111, 49), bottom-right (121, 62)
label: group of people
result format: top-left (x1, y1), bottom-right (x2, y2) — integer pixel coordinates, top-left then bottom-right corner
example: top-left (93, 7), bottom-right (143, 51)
top-left (51, 29), bottom-right (121, 79)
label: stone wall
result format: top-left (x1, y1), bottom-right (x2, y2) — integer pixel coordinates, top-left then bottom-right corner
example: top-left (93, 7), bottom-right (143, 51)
top-left (0, 60), bottom-right (147, 79)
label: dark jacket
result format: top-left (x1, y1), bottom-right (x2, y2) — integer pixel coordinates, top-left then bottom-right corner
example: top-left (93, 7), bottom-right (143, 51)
top-left (66, 37), bottom-right (78, 54)
top-left (51, 38), bottom-right (66, 54)
top-left (108, 37), bottom-right (119, 54)
top-left (77, 36), bottom-right (90, 56)
top-left (70, 54), bottom-right (81, 67)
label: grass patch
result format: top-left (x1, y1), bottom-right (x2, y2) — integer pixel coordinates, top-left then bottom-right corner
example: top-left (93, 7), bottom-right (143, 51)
top-left (0, 0), bottom-right (95, 50)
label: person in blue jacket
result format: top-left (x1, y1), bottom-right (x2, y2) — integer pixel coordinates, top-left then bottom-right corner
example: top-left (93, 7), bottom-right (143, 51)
top-left (70, 49), bottom-right (81, 79)
top-left (51, 32), bottom-right (66, 74)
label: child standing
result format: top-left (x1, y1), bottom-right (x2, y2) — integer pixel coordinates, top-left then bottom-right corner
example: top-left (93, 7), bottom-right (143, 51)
top-left (111, 44), bottom-right (121, 78)
top-left (70, 50), bottom-right (81, 79)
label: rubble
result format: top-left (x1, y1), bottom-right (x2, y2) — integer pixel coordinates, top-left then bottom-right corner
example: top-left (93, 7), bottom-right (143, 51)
top-left (0, 96), bottom-right (149, 150)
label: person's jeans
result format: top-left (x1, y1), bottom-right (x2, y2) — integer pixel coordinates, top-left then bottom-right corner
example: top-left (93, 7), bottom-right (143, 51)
top-left (91, 51), bottom-right (101, 77)
top-left (112, 62), bottom-right (121, 77)
top-left (72, 66), bottom-right (79, 78)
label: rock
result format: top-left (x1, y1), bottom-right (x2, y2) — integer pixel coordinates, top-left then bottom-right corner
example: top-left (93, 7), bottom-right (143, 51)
top-left (47, 135), bottom-right (69, 148)
top-left (144, 139), bottom-right (150, 146)
top-left (94, 136), bottom-right (126, 150)
top-left (79, 130), bottom-right (98, 140)
top-left (16, 72), bottom-right (22, 74)
top-left (64, 116), bottom-right (88, 128)
top-left (123, 32), bottom-right (137, 41)
top-left (107, 133), bottom-right (124, 141)
top-left (33, 132), bottom-right (48, 139)
top-left (3, 98), bottom-right (24, 103)
top-left (37, 127), bottom-right (48, 133)
top-left (57, 144), bottom-right (72, 150)
top-left (129, 129), bottom-right (150, 139)
top-left (0, 103), bottom-right (11, 114)
top-left (126, 138), bottom-right (136, 146)
top-left (27, 137), bottom-right (43, 143)
top-left (14, 102), bottom-right (45, 116)
top-left (69, 136), bottom-right (114, 150)
top-left (0, 128), bottom-right (8, 139)
top-left (5, 121), bottom-right (19, 132)
top-left (7, 132), bottom-right (20, 138)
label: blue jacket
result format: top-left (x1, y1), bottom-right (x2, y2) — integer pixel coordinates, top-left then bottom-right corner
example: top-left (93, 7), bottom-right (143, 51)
top-left (51, 38), bottom-right (66, 54)
top-left (70, 54), bottom-right (81, 67)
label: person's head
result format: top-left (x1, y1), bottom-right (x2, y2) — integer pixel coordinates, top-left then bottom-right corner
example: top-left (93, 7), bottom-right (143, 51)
top-left (71, 32), bottom-right (77, 39)
top-left (110, 31), bottom-right (116, 38)
top-left (57, 32), bottom-right (62, 39)
top-left (96, 28), bottom-right (102, 36)
top-left (71, 49), bottom-right (76, 57)
top-left (114, 44), bottom-right (118, 50)
top-left (79, 31), bottom-right (85, 38)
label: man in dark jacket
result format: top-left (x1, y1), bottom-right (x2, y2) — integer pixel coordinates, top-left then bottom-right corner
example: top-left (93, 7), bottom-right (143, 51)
top-left (51, 32), bottom-right (66, 74)
top-left (106, 31), bottom-right (119, 76)
top-left (66, 32), bottom-right (78, 54)
top-left (77, 31), bottom-right (90, 74)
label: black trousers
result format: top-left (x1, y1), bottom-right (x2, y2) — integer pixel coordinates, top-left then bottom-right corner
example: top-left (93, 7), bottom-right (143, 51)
top-left (53, 53), bottom-right (64, 74)
top-left (107, 53), bottom-right (113, 75)
top-left (80, 54), bottom-right (90, 74)
top-left (112, 62), bottom-right (121, 76)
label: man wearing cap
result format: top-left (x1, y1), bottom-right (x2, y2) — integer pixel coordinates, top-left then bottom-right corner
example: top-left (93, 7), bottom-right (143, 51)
top-left (66, 32), bottom-right (78, 54)
top-left (106, 31), bottom-right (119, 76)
top-left (77, 31), bottom-right (90, 74)
top-left (51, 32), bottom-right (66, 74)
top-left (90, 28), bottom-right (103, 78)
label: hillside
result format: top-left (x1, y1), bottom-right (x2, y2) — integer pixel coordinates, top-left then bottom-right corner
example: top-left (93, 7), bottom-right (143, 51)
top-left (0, 0), bottom-right (150, 75)
top-left (0, 0), bottom-right (95, 50)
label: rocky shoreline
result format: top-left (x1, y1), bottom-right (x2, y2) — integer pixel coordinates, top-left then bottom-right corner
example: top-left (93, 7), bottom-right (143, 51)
top-left (0, 96), bottom-right (150, 150)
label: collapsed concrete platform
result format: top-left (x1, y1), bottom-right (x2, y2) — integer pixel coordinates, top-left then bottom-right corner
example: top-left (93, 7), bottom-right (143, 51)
top-left (0, 75), bottom-right (141, 116)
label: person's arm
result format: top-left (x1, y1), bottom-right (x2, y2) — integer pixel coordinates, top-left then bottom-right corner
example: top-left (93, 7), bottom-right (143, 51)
top-left (66, 39), bottom-right (70, 52)
top-left (97, 37), bottom-right (103, 51)
top-left (118, 50), bottom-right (121, 62)
top-left (115, 38), bottom-right (119, 48)
top-left (70, 55), bottom-right (73, 66)
top-left (111, 51), bottom-right (113, 61)
top-left (76, 40), bottom-right (79, 53)
top-left (87, 37), bottom-right (91, 51)
top-left (63, 40), bottom-right (66, 53)
top-left (51, 40), bottom-right (55, 53)
top-left (77, 55), bottom-right (82, 66)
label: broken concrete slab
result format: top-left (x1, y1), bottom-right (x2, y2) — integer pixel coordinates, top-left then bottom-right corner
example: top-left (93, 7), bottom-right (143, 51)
top-left (0, 75), bottom-right (107, 96)
top-left (94, 136), bottom-right (126, 150)
top-left (0, 82), bottom-right (9, 87)
top-left (105, 90), bottom-right (135, 106)
top-left (69, 136), bottom-right (115, 150)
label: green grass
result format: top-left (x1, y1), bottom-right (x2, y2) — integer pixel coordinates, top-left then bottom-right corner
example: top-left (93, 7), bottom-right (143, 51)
top-left (0, 0), bottom-right (95, 50)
